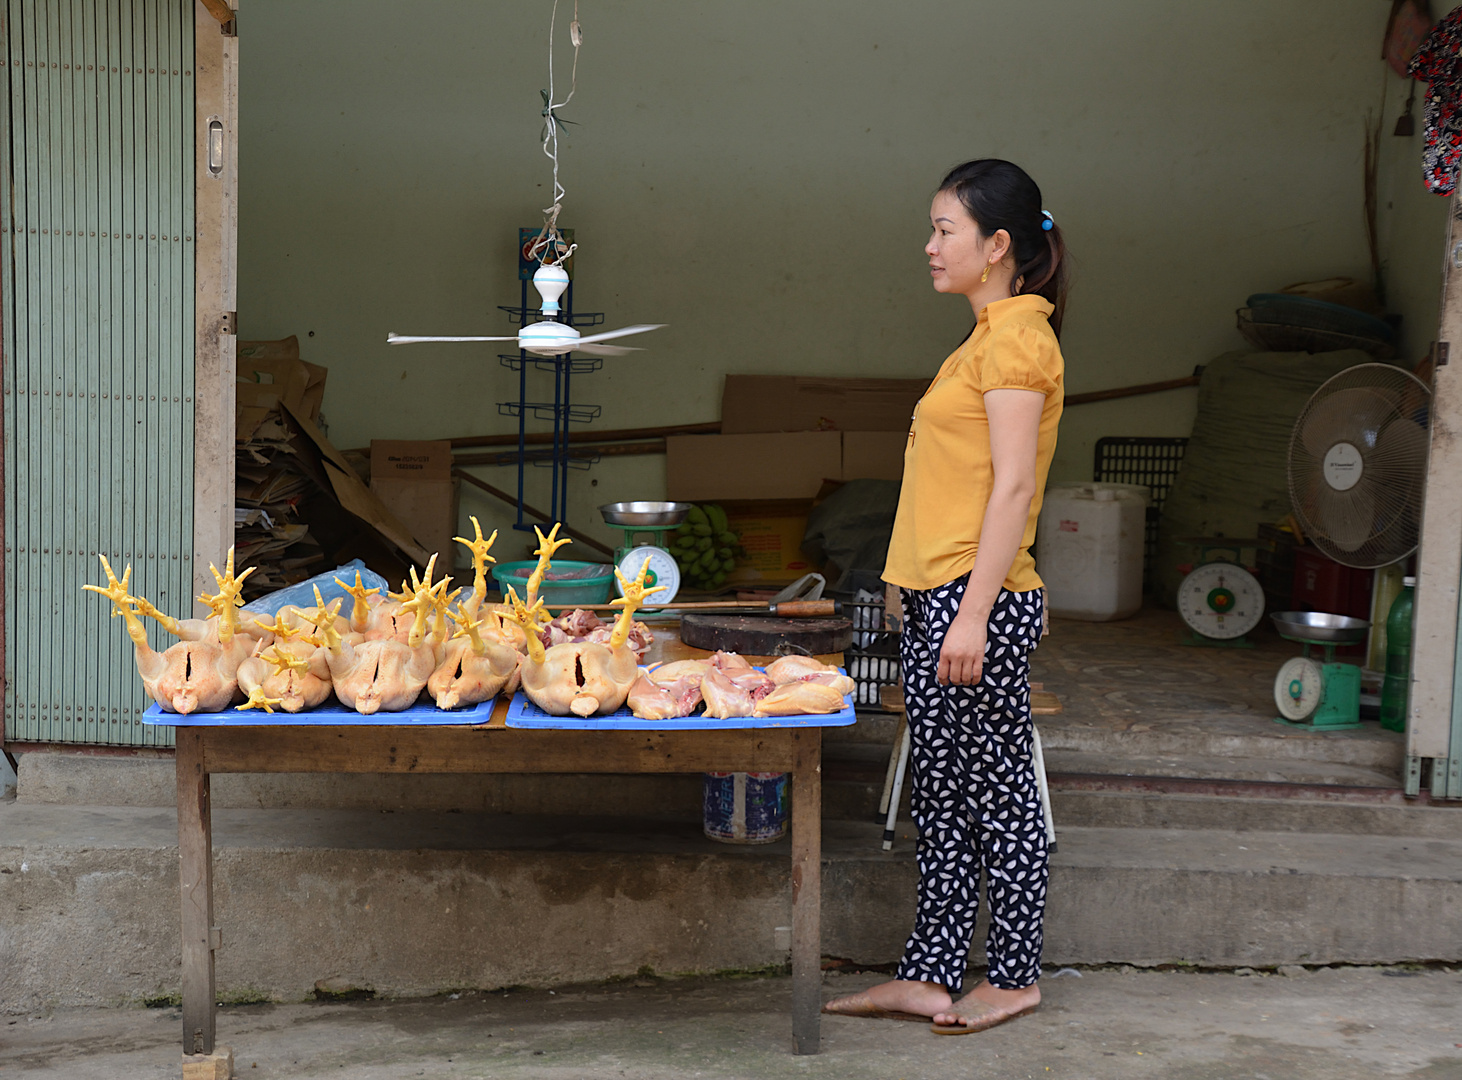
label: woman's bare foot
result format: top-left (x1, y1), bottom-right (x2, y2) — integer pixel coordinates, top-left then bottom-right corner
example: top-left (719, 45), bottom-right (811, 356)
top-left (823, 978), bottom-right (953, 1019)
top-left (931, 980), bottom-right (1041, 1030)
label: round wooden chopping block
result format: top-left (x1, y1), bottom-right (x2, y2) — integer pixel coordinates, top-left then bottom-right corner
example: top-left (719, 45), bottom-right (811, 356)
top-left (680, 614), bottom-right (853, 656)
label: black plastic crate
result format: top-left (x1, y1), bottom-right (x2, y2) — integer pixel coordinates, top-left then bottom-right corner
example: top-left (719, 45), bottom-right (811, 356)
top-left (1092, 436), bottom-right (1189, 589)
top-left (843, 600), bottom-right (901, 708)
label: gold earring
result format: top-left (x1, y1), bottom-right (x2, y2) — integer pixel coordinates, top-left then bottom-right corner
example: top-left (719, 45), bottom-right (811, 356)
top-left (981, 264), bottom-right (991, 284)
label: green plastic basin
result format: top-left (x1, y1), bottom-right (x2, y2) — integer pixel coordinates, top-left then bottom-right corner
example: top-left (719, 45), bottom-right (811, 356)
top-left (490, 560), bottom-right (615, 606)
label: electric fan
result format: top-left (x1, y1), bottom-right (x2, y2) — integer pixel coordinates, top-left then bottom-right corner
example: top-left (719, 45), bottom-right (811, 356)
top-left (385, 1), bottom-right (664, 359)
top-left (1272, 362), bottom-right (1432, 727)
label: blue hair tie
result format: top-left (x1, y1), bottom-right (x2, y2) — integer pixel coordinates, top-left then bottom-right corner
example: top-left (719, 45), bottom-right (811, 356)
top-left (1040, 210), bottom-right (1054, 231)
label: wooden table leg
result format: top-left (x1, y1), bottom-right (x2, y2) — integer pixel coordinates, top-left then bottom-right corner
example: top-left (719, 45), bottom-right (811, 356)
top-left (790, 728), bottom-right (822, 1055)
top-left (176, 729), bottom-right (216, 1056)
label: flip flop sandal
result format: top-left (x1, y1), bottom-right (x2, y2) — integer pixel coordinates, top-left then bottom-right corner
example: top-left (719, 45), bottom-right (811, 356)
top-left (930, 1002), bottom-right (1040, 1035)
top-left (821, 994), bottom-right (930, 1022)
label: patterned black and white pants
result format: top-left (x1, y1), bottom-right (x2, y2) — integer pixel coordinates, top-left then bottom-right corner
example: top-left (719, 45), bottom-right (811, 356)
top-left (894, 580), bottom-right (1048, 993)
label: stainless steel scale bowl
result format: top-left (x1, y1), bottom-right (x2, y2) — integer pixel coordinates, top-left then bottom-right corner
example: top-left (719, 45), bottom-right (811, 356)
top-left (1269, 610), bottom-right (1370, 645)
top-left (598, 501), bottom-right (693, 528)
top-left (598, 502), bottom-right (694, 606)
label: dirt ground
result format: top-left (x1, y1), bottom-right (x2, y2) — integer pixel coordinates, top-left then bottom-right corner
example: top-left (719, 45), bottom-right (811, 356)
top-left (2, 965), bottom-right (1459, 1079)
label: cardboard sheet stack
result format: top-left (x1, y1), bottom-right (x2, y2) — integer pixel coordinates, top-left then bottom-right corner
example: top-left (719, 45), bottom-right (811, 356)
top-left (235, 337), bottom-right (433, 603)
top-left (236, 337), bottom-right (329, 599)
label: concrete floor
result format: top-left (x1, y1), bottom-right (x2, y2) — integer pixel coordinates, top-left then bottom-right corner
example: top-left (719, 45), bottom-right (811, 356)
top-left (2, 967), bottom-right (1459, 1079)
top-left (1032, 610), bottom-right (1405, 786)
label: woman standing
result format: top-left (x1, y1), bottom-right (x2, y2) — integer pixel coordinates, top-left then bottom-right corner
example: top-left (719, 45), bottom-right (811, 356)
top-left (825, 159), bottom-right (1067, 1035)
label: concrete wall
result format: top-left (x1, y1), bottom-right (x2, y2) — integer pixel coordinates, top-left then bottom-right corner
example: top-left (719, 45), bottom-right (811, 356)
top-left (238, 1), bottom-right (1445, 555)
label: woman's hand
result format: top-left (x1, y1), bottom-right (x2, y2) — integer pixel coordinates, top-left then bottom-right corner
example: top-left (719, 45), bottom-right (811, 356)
top-left (938, 608), bottom-right (988, 686)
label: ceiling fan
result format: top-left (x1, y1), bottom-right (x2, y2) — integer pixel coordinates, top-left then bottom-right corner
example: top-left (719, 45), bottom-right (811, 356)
top-left (387, 263), bottom-right (663, 357)
top-left (385, 1), bottom-right (663, 359)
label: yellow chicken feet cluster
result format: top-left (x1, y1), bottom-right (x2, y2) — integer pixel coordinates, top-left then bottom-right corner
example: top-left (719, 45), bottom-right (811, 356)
top-left (82, 557), bottom-right (150, 647)
top-left (334, 570), bottom-right (382, 635)
top-left (525, 524), bottom-right (573, 607)
top-left (499, 586), bottom-right (551, 666)
top-left (197, 547), bottom-right (255, 644)
top-left (610, 555), bottom-right (668, 649)
top-left (85, 553), bottom-right (260, 715)
top-left (236, 686), bottom-right (284, 714)
top-left (454, 516), bottom-right (499, 618)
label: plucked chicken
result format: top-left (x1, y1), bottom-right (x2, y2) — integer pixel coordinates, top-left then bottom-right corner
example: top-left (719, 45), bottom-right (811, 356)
top-left (310, 556), bottom-right (450, 714)
top-left (507, 531), bottom-right (665, 716)
top-left (427, 517), bottom-right (520, 709)
top-left (84, 551), bottom-right (263, 714)
top-left (234, 613), bottom-right (333, 713)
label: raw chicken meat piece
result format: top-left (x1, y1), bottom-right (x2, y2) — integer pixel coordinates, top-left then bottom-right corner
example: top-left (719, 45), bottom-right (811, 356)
top-left (647, 659), bottom-right (712, 685)
top-left (626, 669), bottom-right (704, 720)
top-left (507, 533), bottom-right (665, 717)
top-left (700, 665), bottom-right (755, 718)
top-left (764, 655), bottom-right (855, 697)
top-left (753, 680), bottom-right (847, 716)
top-left (84, 552), bottom-right (261, 714)
top-left (545, 608), bottom-right (655, 660)
top-left (711, 651), bottom-right (776, 700)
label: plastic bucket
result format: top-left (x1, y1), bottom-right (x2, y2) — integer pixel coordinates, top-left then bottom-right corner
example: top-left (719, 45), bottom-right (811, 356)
top-left (490, 560), bottom-right (615, 605)
top-left (703, 771), bottom-right (788, 844)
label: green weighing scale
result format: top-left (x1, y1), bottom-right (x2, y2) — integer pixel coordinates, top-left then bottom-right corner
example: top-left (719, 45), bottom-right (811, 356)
top-left (598, 501), bottom-right (691, 607)
top-left (1270, 610), bottom-right (1370, 730)
top-left (1175, 538), bottom-right (1266, 648)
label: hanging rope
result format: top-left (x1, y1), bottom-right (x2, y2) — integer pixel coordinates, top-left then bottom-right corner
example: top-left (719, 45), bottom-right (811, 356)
top-left (528, 0), bottom-right (581, 267)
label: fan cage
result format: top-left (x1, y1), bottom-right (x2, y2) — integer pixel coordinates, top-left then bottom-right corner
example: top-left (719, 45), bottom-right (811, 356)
top-left (1287, 362), bottom-right (1431, 569)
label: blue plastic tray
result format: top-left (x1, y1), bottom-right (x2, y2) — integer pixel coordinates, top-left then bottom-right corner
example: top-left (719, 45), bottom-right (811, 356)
top-left (141, 698), bottom-right (496, 727)
top-left (504, 668), bottom-right (858, 730)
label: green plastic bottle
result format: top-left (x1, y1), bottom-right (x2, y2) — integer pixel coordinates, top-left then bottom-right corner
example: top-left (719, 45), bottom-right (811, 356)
top-left (1379, 577), bottom-right (1415, 733)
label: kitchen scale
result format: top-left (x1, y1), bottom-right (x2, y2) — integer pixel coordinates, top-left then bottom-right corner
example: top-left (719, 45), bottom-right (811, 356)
top-left (599, 501), bottom-right (691, 608)
top-left (1269, 610), bottom-right (1370, 730)
top-left (1175, 538), bottom-right (1265, 647)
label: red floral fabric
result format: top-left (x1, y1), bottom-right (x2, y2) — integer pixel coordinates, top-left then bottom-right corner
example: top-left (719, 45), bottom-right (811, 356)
top-left (1409, 8), bottom-right (1462, 195)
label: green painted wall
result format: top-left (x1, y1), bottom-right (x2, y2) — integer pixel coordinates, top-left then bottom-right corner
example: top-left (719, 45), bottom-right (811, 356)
top-left (238, 0), bottom-right (1447, 560)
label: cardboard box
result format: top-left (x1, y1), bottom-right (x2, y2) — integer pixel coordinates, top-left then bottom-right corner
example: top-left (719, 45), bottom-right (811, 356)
top-left (236, 336), bottom-right (328, 440)
top-left (666, 432), bottom-right (842, 501)
top-left (280, 403), bottom-right (431, 568)
top-left (722, 499), bottom-right (820, 586)
top-left (666, 430), bottom-right (903, 500)
top-left (369, 440), bottom-right (460, 564)
top-left (720, 375), bottom-right (927, 434)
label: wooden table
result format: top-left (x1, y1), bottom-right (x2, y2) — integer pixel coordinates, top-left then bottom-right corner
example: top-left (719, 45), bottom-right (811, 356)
top-left (174, 631), bottom-right (835, 1061)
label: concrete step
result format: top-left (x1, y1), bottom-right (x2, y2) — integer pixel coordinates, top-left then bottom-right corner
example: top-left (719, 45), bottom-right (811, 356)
top-left (2, 801), bottom-right (1459, 1013)
top-left (1042, 748), bottom-right (1401, 787)
top-left (1036, 720), bottom-right (1404, 771)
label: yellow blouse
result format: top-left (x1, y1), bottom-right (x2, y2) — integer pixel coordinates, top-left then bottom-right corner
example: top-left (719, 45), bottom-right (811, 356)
top-left (883, 293), bottom-right (1064, 593)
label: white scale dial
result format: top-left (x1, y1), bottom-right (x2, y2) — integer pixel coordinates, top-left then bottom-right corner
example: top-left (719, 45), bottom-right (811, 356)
top-left (615, 545), bottom-right (681, 608)
top-left (1176, 561), bottom-right (1265, 640)
top-left (1274, 656), bottom-right (1324, 721)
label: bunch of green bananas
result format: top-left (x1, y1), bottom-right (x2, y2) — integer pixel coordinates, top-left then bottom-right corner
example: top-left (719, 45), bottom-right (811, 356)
top-left (670, 504), bottom-right (741, 591)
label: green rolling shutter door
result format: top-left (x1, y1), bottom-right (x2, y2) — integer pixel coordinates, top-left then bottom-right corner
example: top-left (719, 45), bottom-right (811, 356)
top-left (2, 0), bottom-right (195, 746)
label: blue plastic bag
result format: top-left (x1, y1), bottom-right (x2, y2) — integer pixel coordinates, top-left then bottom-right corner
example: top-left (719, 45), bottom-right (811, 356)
top-left (241, 560), bottom-right (391, 618)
